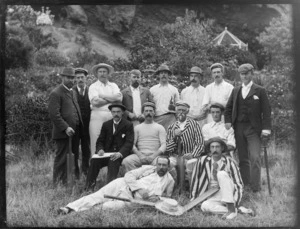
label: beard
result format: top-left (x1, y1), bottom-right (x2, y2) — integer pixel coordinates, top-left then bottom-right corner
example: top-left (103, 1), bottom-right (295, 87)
top-left (131, 81), bottom-right (139, 88)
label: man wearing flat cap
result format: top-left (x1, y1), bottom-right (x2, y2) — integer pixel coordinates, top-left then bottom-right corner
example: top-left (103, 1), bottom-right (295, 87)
top-left (166, 100), bottom-right (205, 185)
top-left (85, 102), bottom-right (134, 190)
top-left (180, 66), bottom-right (206, 127)
top-left (72, 68), bottom-right (91, 176)
top-left (190, 137), bottom-right (243, 220)
top-left (202, 103), bottom-right (236, 161)
top-left (88, 63), bottom-right (123, 155)
top-left (121, 69), bottom-right (153, 126)
top-left (202, 63), bottom-right (234, 123)
top-left (48, 67), bottom-right (83, 184)
top-left (150, 64), bottom-right (180, 131)
top-left (224, 63), bottom-right (271, 193)
top-left (121, 102), bottom-right (167, 174)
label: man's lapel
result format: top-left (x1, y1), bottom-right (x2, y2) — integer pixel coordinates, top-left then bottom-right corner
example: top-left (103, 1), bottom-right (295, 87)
top-left (246, 83), bottom-right (258, 99)
top-left (125, 87), bottom-right (132, 98)
top-left (113, 119), bottom-right (125, 136)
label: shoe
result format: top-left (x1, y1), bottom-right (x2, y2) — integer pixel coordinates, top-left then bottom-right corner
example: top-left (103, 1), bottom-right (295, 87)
top-left (238, 206), bottom-right (255, 216)
top-left (222, 208), bottom-right (237, 220)
top-left (58, 207), bottom-right (71, 215)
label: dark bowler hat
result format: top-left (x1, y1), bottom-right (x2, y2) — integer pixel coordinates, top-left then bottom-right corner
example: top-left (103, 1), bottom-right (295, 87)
top-left (75, 68), bottom-right (88, 75)
top-left (60, 67), bottom-right (76, 78)
top-left (238, 63), bottom-right (254, 74)
top-left (210, 63), bottom-right (224, 72)
top-left (155, 64), bottom-right (172, 75)
top-left (206, 137), bottom-right (228, 153)
top-left (142, 101), bottom-right (156, 110)
top-left (175, 100), bottom-right (190, 109)
top-left (108, 102), bottom-right (127, 111)
top-left (92, 63), bottom-right (114, 76)
top-left (210, 103), bottom-right (225, 111)
top-left (189, 66), bottom-right (203, 75)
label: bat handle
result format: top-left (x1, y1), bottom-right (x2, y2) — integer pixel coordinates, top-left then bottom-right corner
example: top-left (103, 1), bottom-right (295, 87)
top-left (104, 195), bottom-right (131, 202)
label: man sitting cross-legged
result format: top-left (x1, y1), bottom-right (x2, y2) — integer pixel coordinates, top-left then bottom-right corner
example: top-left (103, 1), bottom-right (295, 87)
top-left (190, 137), bottom-right (243, 220)
top-left (121, 102), bottom-right (167, 174)
top-left (58, 156), bottom-right (175, 214)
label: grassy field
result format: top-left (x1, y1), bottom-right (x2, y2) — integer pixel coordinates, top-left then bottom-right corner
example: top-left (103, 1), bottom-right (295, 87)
top-left (6, 140), bottom-right (297, 227)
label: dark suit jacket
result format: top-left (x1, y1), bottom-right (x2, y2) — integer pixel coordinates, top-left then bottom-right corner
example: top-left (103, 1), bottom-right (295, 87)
top-left (121, 86), bottom-right (153, 119)
top-left (72, 85), bottom-right (91, 122)
top-left (224, 83), bottom-right (271, 133)
top-left (48, 84), bottom-right (83, 140)
top-left (95, 118), bottom-right (134, 158)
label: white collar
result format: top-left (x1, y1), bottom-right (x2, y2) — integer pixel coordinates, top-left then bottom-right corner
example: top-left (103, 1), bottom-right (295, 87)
top-left (158, 83), bottom-right (169, 88)
top-left (77, 85), bottom-right (86, 92)
top-left (242, 81), bottom-right (253, 89)
top-left (63, 84), bottom-right (72, 91)
top-left (98, 80), bottom-right (111, 86)
top-left (213, 80), bottom-right (224, 86)
top-left (113, 119), bottom-right (122, 125)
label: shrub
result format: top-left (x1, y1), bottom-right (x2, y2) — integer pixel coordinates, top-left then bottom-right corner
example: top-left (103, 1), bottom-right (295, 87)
top-left (35, 47), bottom-right (69, 67)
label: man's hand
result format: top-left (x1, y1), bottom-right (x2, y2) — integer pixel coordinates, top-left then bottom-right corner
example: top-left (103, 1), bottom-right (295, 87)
top-left (65, 127), bottom-right (75, 136)
top-left (227, 145), bottom-right (235, 152)
top-left (139, 154), bottom-right (149, 164)
top-left (225, 123), bottom-right (232, 130)
top-left (174, 129), bottom-right (182, 137)
top-left (183, 153), bottom-right (193, 160)
top-left (148, 195), bottom-right (160, 202)
top-left (110, 152), bottom-right (123, 161)
top-left (137, 188), bottom-right (149, 200)
top-left (98, 149), bottom-right (105, 156)
top-left (128, 112), bottom-right (137, 120)
top-left (138, 115), bottom-right (145, 123)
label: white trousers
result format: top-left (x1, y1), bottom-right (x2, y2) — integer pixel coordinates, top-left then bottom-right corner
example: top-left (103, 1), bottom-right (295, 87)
top-left (201, 171), bottom-right (235, 214)
top-left (89, 110), bottom-right (112, 155)
top-left (66, 178), bottom-right (132, 212)
top-left (169, 156), bottom-right (198, 181)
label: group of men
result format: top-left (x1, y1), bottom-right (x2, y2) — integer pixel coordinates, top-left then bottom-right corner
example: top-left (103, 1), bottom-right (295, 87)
top-left (49, 61), bottom-right (271, 220)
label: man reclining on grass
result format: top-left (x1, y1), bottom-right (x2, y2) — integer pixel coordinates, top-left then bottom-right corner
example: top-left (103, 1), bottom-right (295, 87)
top-left (58, 156), bottom-right (175, 214)
top-left (190, 137), bottom-right (243, 220)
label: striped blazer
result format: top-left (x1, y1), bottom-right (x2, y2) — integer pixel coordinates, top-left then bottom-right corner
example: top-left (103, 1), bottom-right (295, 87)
top-left (190, 155), bottom-right (243, 206)
top-left (166, 118), bottom-right (205, 157)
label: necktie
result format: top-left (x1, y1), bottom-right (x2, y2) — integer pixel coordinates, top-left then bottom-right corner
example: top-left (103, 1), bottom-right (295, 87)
top-left (79, 87), bottom-right (84, 96)
top-left (113, 123), bottom-right (118, 134)
top-left (213, 162), bottom-right (218, 181)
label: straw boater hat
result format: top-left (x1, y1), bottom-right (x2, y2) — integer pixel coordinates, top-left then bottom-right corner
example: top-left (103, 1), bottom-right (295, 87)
top-left (75, 68), bottom-right (88, 76)
top-left (238, 63), bottom-right (254, 73)
top-left (206, 137), bottom-right (228, 153)
top-left (108, 102), bottom-right (126, 111)
top-left (155, 64), bottom-right (172, 75)
top-left (189, 66), bottom-right (203, 75)
top-left (92, 63), bottom-right (114, 76)
top-left (60, 67), bottom-right (76, 78)
top-left (155, 198), bottom-right (184, 216)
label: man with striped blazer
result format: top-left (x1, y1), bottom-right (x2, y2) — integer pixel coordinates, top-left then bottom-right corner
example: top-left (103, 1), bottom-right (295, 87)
top-left (190, 137), bottom-right (243, 220)
top-left (166, 101), bottom-right (205, 183)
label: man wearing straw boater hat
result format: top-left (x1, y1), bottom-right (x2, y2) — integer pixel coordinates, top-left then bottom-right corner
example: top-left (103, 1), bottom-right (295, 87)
top-left (88, 63), bottom-right (122, 155)
top-left (48, 67), bottom-right (83, 184)
top-left (180, 66), bottom-right (206, 128)
top-left (202, 63), bottom-right (234, 123)
top-left (190, 137), bottom-right (243, 220)
top-left (58, 155), bottom-right (174, 214)
top-left (150, 64), bottom-right (180, 131)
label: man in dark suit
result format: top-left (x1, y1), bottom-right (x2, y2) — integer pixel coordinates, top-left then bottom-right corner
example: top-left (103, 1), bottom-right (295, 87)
top-left (85, 102), bottom-right (134, 190)
top-left (72, 68), bottom-right (91, 176)
top-left (121, 69), bottom-right (153, 126)
top-left (48, 67), bottom-right (83, 185)
top-left (224, 63), bottom-right (271, 192)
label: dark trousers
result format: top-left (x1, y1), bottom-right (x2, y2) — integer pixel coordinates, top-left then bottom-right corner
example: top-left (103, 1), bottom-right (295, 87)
top-left (72, 118), bottom-right (91, 175)
top-left (85, 157), bottom-right (122, 190)
top-left (235, 122), bottom-right (262, 191)
top-left (53, 126), bottom-right (80, 185)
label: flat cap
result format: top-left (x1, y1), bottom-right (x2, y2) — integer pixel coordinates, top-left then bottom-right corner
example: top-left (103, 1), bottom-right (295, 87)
top-left (210, 103), bottom-right (225, 111)
top-left (210, 63), bottom-right (224, 71)
top-left (130, 69), bottom-right (142, 77)
top-left (238, 63), bottom-right (254, 73)
top-left (189, 66), bottom-right (203, 75)
top-left (75, 68), bottom-right (88, 75)
top-left (142, 102), bottom-right (156, 110)
top-left (175, 100), bottom-right (190, 108)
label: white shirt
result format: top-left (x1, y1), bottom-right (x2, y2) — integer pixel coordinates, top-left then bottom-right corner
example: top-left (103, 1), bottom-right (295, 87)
top-left (241, 80), bottom-right (253, 99)
top-left (130, 86), bottom-right (142, 116)
top-left (77, 85), bottom-right (86, 95)
top-left (180, 85), bottom-right (205, 118)
top-left (202, 121), bottom-right (236, 148)
top-left (150, 83), bottom-right (180, 116)
top-left (210, 159), bottom-right (223, 187)
top-left (113, 119), bottom-right (122, 133)
top-left (202, 80), bottom-right (234, 108)
top-left (88, 80), bottom-right (121, 111)
top-left (178, 120), bottom-right (187, 131)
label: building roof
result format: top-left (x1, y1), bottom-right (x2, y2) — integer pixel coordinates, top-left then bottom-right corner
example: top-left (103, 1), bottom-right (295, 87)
top-left (212, 27), bottom-right (248, 51)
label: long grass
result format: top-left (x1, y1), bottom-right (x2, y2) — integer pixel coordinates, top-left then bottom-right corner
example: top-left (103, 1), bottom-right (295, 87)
top-left (6, 140), bottom-right (296, 227)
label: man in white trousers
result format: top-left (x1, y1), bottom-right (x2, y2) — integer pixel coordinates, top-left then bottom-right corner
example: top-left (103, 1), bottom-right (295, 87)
top-left (88, 63), bottom-right (122, 155)
top-left (190, 137), bottom-right (243, 220)
top-left (58, 156), bottom-right (174, 214)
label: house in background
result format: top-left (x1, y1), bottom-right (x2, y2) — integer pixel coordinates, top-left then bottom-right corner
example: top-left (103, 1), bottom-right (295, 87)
top-left (212, 27), bottom-right (248, 51)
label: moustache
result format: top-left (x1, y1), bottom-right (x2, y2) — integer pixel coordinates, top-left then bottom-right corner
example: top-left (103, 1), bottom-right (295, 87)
top-left (191, 79), bottom-right (197, 83)
top-left (212, 151), bottom-right (218, 155)
top-left (146, 114), bottom-right (152, 117)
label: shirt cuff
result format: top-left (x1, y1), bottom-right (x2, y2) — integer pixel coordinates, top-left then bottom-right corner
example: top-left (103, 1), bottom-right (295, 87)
top-left (262, 130), bottom-right (271, 135)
